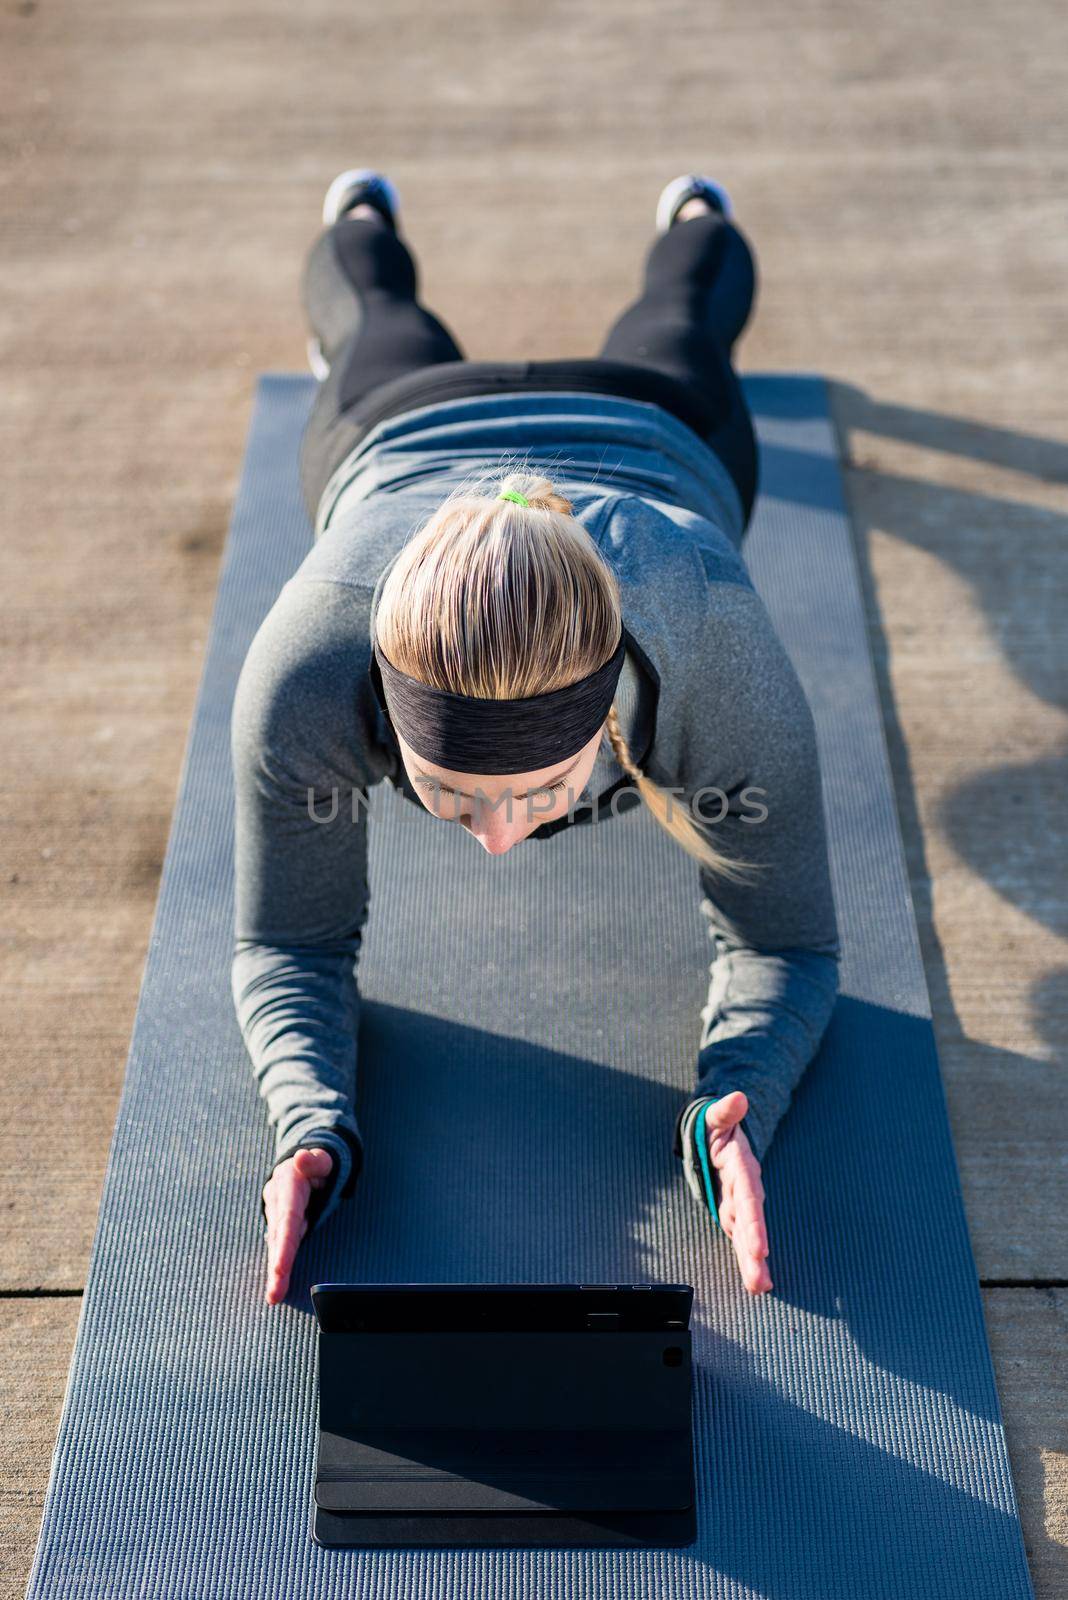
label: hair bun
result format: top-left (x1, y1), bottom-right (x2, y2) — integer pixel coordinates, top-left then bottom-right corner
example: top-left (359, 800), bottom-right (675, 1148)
top-left (497, 472), bottom-right (573, 518)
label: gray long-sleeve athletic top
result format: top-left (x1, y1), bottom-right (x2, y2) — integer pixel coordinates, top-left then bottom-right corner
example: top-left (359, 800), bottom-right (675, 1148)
top-left (231, 391), bottom-right (841, 1232)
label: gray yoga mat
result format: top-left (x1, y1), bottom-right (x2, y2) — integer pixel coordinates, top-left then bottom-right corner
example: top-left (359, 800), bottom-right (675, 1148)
top-left (24, 374), bottom-right (1035, 1599)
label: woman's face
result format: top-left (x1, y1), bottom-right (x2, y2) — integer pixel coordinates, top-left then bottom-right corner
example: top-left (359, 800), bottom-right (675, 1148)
top-left (397, 725), bottom-right (604, 855)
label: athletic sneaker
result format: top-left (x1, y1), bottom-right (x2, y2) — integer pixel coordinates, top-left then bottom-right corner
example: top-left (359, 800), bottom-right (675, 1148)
top-left (654, 173), bottom-right (734, 234)
top-left (307, 170), bottom-right (403, 380)
top-left (321, 168), bottom-right (401, 230)
top-left (306, 335), bottom-right (332, 382)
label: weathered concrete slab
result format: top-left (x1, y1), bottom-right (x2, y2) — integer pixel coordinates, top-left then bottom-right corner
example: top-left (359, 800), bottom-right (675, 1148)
top-left (0, 1299), bottom-right (78, 1599)
top-left (984, 1289), bottom-right (1068, 1597)
top-left (834, 387), bottom-right (1068, 1282)
top-left (1, 0), bottom-right (1065, 1592)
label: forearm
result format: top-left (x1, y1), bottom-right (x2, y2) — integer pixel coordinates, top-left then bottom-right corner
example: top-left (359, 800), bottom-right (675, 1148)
top-left (695, 926), bottom-right (840, 1163)
top-left (231, 937), bottom-right (365, 1230)
top-left (666, 581), bottom-right (844, 1169)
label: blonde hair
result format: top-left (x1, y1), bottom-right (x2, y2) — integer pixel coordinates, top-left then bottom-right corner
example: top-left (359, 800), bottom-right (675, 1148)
top-left (375, 465), bottom-right (762, 884)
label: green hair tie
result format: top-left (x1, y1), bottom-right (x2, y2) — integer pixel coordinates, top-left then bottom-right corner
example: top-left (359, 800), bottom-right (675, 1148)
top-left (497, 489), bottom-right (529, 507)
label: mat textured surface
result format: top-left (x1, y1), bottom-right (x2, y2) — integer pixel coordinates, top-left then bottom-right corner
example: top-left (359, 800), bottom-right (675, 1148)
top-left (23, 375), bottom-right (1035, 1598)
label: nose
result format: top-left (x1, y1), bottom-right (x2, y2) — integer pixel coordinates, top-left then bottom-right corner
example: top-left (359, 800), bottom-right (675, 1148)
top-left (466, 810), bottom-right (530, 855)
top-left (476, 834), bottom-right (516, 856)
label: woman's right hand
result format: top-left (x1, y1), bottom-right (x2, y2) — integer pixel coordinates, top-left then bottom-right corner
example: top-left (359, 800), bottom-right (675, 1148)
top-left (262, 1146), bottom-right (336, 1304)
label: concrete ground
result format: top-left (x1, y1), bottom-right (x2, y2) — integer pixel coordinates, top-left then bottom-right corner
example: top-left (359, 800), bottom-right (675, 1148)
top-left (2, 0), bottom-right (1066, 1593)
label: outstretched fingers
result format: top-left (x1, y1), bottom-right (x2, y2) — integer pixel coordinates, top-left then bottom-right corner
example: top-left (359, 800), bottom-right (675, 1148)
top-left (725, 1153), bottom-right (772, 1293)
top-left (734, 1150), bottom-right (768, 1257)
top-left (262, 1147), bottom-right (334, 1305)
top-left (708, 1109), bottom-right (772, 1296)
top-left (264, 1182), bottom-right (309, 1304)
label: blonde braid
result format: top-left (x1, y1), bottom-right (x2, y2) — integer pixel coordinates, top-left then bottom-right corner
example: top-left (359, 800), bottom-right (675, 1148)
top-left (604, 704), bottom-right (642, 782)
top-left (604, 704), bottom-right (763, 884)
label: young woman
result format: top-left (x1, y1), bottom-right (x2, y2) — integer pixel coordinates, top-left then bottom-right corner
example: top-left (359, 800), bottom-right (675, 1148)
top-left (231, 169), bottom-right (841, 1306)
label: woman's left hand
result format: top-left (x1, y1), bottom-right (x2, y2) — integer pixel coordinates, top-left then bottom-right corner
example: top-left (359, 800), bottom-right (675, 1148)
top-left (705, 1091), bottom-right (773, 1295)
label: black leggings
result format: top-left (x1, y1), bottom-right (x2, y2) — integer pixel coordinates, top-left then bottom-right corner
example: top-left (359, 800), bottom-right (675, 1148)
top-left (299, 210), bottom-right (759, 529)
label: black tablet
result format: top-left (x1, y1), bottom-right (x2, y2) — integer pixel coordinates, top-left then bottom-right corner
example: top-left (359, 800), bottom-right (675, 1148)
top-left (309, 1281), bottom-right (697, 1549)
top-left (311, 1280), bottom-right (692, 1333)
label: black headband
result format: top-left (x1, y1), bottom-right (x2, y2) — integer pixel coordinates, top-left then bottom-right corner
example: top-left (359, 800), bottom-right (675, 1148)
top-left (372, 633), bottom-right (627, 774)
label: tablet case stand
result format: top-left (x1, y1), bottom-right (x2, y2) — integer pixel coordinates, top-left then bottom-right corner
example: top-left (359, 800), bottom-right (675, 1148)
top-left (313, 1323), bottom-right (697, 1547)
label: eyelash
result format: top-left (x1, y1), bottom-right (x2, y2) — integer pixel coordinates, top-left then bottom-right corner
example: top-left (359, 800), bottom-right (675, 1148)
top-left (420, 778), bottom-right (572, 800)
